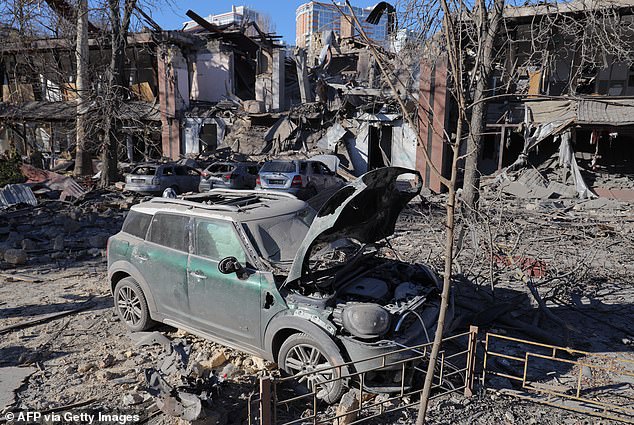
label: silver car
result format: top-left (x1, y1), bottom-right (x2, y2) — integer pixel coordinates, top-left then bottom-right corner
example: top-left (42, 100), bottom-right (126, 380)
top-left (199, 162), bottom-right (260, 192)
top-left (125, 163), bottom-right (201, 194)
top-left (256, 159), bottom-right (343, 199)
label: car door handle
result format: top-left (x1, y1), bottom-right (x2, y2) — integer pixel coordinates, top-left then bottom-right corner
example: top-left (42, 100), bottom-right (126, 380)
top-left (189, 270), bottom-right (207, 279)
top-left (133, 253), bottom-right (149, 261)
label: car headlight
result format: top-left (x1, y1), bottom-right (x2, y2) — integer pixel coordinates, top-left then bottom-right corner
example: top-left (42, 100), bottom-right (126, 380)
top-left (341, 303), bottom-right (391, 339)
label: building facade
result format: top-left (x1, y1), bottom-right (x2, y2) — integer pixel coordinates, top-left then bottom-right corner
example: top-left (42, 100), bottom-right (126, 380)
top-left (295, 1), bottom-right (388, 49)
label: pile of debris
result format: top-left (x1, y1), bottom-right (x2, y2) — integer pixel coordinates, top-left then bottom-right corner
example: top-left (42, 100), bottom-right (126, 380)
top-left (144, 338), bottom-right (221, 422)
top-left (0, 188), bottom-right (138, 268)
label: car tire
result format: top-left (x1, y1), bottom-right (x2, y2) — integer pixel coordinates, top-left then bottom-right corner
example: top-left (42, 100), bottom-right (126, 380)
top-left (278, 333), bottom-right (346, 404)
top-left (114, 277), bottom-right (154, 332)
top-left (170, 185), bottom-right (180, 194)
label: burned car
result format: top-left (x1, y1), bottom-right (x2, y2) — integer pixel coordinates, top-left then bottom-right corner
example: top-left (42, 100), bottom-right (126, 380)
top-left (107, 168), bottom-right (450, 403)
top-left (199, 161), bottom-right (260, 192)
top-left (125, 163), bottom-right (201, 194)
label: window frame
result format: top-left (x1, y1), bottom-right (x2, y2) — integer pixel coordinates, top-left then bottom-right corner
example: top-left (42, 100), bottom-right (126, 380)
top-left (193, 217), bottom-right (257, 268)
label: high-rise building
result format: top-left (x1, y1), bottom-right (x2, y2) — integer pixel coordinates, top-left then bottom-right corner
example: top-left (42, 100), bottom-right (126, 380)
top-left (183, 5), bottom-right (263, 31)
top-left (295, 2), bottom-right (388, 50)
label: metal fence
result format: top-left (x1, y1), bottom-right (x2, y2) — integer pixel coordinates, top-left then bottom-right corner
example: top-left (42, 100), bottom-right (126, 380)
top-left (248, 326), bottom-right (479, 425)
top-left (483, 332), bottom-right (634, 424)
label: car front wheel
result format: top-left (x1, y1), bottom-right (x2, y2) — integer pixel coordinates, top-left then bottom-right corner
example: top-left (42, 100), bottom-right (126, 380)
top-left (278, 333), bottom-right (346, 404)
top-left (114, 277), bottom-right (154, 332)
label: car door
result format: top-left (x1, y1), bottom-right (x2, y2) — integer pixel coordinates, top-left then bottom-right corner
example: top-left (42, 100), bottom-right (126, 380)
top-left (187, 218), bottom-right (262, 349)
top-left (185, 167), bottom-right (201, 192)
top-left (138, 213), bottom-right (191, 322)
top-left (161, 166), bottom-right (175, 191)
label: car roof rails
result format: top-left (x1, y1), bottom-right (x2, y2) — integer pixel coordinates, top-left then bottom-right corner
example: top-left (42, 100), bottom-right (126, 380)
top-left (148, 197), bottom-right (240, 212)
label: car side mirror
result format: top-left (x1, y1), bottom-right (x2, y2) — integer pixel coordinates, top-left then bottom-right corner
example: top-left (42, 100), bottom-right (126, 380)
top-left (218, 256), bottom-right (247, 278)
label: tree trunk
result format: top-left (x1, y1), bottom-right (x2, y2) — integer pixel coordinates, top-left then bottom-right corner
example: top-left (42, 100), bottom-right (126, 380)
top-left (461, 0), bottom-right (505, 212)
top-left (100, 0), bottom-right (136, 187)
top-left (73, 0), bottom-right (92, 177)
top-left (416, 115), bottom-right (463, 425)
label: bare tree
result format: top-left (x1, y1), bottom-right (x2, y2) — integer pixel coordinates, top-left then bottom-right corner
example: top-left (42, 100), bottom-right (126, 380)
top-left (336, 0), bottom-right (634, 423)
top-left (461, 0), bottom-right (504, 212)
top-left (73, 0), bottom-right (91, 176)
top-left (99, 0), bottom-right (137, 187)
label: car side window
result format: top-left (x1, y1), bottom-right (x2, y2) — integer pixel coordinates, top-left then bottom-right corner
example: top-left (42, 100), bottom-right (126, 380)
top-left (319, 163), bottom-right (332, 174)
top-left (299, 162), bottom-right (307, 174)
top-left (175, 166), bottom-right (187, 176)
top-left (187, 167), bottom-right (200, 176)
top-left (311, 162), bottom-right (322, 174)
top-left (195, 219), bottom-right (246, 264)
top-left (147, 214), bottom-right (190, 252)
top-left (162, 167), bottom-right (174, 176)
top-left (122, 211), bottom-right (152, 239)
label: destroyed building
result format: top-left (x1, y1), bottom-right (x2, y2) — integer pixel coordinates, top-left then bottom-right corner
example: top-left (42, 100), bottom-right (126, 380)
top-left (0, 10), bottom-right (286, 164)
top-left (0, 0), bottom-right (428, 182)
top-left (420, 0), bottom-right (634, 199)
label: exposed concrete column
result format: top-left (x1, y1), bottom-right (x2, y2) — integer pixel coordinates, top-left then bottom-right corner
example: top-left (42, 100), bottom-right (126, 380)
top-left (157, 44), bottom-right (189, 159)
top-left (294, 47), bottom-right (312, 104)
top-left (417, 57), bottom-right (449, 193)
top-left (272, 48), bottom-right (285, 112)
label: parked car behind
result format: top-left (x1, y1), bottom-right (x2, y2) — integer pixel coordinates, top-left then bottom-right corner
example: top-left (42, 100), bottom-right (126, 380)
top-left (256, 159), bottom-right (343, 199)
top-left (199, 161), bottom-right (260, 192)
top-left (108, 168), bottom-right (451, 404)
top-left (125, 163), bottom-right (201, 194)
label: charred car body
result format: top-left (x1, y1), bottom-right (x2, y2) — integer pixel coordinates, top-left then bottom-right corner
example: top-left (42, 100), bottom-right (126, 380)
top-left (107, 167), bottom-right (451, 402)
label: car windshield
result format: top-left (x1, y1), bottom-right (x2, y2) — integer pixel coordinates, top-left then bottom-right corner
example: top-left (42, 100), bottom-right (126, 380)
top-left (131, 166), bottom-right (157, 176)
top-left (243, 206), bottom-right (316, 264)
top-left (207, 163), bottom-right (235, 173)
top-left (260, 161), bottom-right (296, 173)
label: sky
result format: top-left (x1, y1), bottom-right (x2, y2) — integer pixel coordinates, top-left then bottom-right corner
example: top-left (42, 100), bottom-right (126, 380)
top-left (150, 1), bottom-right (379, 45)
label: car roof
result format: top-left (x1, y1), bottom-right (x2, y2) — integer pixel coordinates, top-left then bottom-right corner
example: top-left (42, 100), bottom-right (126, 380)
top-left (129, 189), bottom-right (308, 222)
top-left (132, 162), bottom-right (183, 169)
top-left (207, 161), bottom-right (257, 167)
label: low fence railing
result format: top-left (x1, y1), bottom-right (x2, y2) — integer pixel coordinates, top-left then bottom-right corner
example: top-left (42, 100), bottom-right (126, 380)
top-left (248, 326), bottom-right (479, 425)
top-left (483, 332), bottom-right (634, 424)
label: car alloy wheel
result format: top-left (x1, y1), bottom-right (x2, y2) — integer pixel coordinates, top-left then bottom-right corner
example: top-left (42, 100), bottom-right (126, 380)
top-left (284, 343), bottom-right (336, 391)
top-left (114, 277), bottom-right (153, 331)
top-left (278, 333), bottom-right (346, 403)
top-left (117, 286), bottom-right (143, 326)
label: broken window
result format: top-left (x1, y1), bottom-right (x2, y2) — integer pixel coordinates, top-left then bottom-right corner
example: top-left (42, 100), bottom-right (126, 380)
top-left (208, 164), bottom-right (235, 173)
top-left (261, 161), bottom-right (297, 173)
top-left (131, 166), bottom-right (157, 176)
top-left (147, 214), bottom-right (190, 252)
top-left (243, 208), bottom-right (315, 263)
top-left (195, 219), bottom-right (246, 264)
top-left (199, 123), bottom-right (217, 153)
top-left (369, 125), bottom-right (393, 169)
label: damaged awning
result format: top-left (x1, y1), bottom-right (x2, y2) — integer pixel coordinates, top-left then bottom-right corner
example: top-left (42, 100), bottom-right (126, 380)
top-left (523, 100), bottom-right (576, 151)
top-left (523, 98), bottom-right (634, 150)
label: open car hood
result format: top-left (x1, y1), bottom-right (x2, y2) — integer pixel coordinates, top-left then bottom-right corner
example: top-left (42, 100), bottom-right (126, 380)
top-left (284, 167), bottom-right (422, 284)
